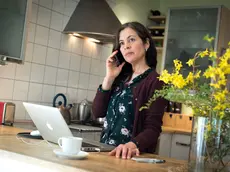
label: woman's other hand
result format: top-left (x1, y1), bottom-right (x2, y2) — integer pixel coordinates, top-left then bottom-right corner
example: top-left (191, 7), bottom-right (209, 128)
top-left (108, 142), bottom-right (140, 159)
top-left (102, 51), bottom-right (125, 90)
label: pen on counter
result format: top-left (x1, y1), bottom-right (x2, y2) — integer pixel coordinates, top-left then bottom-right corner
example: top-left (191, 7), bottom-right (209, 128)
top-left (131, 158), bottom-right (166, 163)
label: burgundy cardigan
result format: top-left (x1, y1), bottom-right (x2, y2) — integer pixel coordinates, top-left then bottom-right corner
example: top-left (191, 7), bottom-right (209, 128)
top-left (92, 70), bottom-right (167, 153)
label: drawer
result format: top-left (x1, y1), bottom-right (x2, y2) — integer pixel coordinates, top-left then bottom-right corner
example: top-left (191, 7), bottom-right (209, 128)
top-left (170, 134), bottom-right (191, 160)
top-left (163, 112), bottom-right (176, 127)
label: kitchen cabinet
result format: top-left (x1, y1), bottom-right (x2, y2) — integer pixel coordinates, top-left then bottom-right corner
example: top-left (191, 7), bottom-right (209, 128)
top-left (161, 6), bottom-right (230, 73)
top-left (158, 132), bottom-right (191, 160)
top-left (0, 0), bottom-right (31, 63)
top-left (170, 134), bottom-right (191, 160)
top-left (158, 133), bottom-right (172, 157)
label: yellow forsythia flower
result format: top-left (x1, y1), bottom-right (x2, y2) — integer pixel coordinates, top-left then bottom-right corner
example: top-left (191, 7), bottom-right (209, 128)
top-left (171, 74), bottom-right (186, 88)
top-left (209, 51), bottom-right (217, 58)
top-left (213, 89), bottom-right (228, 102)
top-left (159, 70), bottom-right (172, 84)
top-left (173, 59), bottom-right (182, 71)
top-left (186, 59), bottom-right (194, 67)
top-left (199, 49), bottom-right (209, 58)
top-left (186, 72), bottom-right (194, 84)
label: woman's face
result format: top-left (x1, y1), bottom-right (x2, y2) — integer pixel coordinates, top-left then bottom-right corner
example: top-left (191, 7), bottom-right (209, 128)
top-left (119, 27), bottom-right (149, 65)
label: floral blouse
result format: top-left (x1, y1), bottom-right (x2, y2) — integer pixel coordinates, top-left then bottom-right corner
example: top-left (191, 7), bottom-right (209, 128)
top-left (100, 68), bottom-right (153, 146)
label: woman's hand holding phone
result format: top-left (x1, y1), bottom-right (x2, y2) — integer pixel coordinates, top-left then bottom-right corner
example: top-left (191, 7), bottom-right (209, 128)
top-left (102, 50), bottom-right (125, 90)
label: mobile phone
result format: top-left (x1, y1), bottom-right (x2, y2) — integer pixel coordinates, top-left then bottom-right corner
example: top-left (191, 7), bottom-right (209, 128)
top-left (114, 50), bottom-right (125, 67)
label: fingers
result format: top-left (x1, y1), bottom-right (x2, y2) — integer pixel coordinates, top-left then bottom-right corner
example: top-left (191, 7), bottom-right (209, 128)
top-left (108, 148), bottom-right (116, 156)
top-left (115, 145), bottom-right (123, 158)
top-left (127, 148), bottom-right (132, 159)
top-left (109, 144), bottom-right (139, 159)
top-left (135, 148), bottom-right (140, 156)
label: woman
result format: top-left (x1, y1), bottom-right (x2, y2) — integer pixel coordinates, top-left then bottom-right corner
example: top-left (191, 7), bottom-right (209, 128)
top-left (92, 22), bottom-right (167, 159)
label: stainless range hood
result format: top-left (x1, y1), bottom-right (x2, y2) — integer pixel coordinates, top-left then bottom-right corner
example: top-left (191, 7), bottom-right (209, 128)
top-left (63, 0), bottom-right (121, 43)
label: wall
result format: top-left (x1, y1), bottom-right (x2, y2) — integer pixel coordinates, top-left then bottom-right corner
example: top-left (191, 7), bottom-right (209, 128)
top-left (159, 0), bottom-right (230, 13)
top-left (0, 0), bottom-right (113, 121)
top-left (114, 0), bottom-right (160, 25)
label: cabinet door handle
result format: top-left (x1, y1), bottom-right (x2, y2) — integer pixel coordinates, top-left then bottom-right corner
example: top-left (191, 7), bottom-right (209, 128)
top-left (176, 142), bottom-right (190, 147)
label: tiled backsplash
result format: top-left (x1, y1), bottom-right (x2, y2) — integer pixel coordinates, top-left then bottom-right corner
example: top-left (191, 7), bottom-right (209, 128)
top-left (0, 0), bottom-right (115, 120)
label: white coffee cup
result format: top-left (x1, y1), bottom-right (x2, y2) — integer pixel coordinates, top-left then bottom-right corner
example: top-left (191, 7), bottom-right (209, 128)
top-left (58, 136), bottom-right (82, 154)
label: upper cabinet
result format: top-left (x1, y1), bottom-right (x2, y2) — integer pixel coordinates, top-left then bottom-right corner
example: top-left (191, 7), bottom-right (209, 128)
top-left (0, 0), bottom-right (31, 63)
top-left (161, 6), bottom-right (230, 73)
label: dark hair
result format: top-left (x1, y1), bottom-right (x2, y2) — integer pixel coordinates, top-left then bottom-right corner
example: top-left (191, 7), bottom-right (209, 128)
top-left (112, 21), bottom-right (157, 87)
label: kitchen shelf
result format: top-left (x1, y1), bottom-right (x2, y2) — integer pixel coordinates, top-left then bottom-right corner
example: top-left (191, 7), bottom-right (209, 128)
top-left (152, 36), bottom-right (164, 40)
top-left (156, 47), bottom-right (163, 51)
top-left (149, 15), bottom-right (166, 21)
top-left (148, 26), bottom-right (165, 30)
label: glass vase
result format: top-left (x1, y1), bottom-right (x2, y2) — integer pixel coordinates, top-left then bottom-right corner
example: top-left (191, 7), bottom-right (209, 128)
top-left (188, 116), bottom-right (230, 172)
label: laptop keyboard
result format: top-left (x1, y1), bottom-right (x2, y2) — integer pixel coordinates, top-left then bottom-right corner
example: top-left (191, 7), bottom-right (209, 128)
top-left (82, 142), bottom-right (99, 148)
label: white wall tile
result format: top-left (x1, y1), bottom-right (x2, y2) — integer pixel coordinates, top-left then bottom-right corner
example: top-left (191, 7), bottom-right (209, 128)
top-left (13, 81), bottom-right (29, 101)
top-left (52, 0), bottom-right (65, 14)
top-left (25, 43), bottom-right (34, 62)
top-left (68, 71), bottom-right (79, 88)
top-left (64, 0), bottom-right (77, 17)
top-left (56, 69), bottom-right (69, 86)
top-left (28, 83), bottom-right (43, 102)
top-left (62, 15), bottom-right (70, 30)
top-left (92, 43), bottom-right (102, 59)
top-left (42, 85), bottom-right (55, 103)
top-left (90, 59), bottom-right (100, 75)
top-left (58, 51), bottom-right (70, 69)
top-left (88, 75), bottom-right (99, 91)
top-left (78, 73), bottom-right (89, 89)
top-left (48, 29), bottom-right (61, 49)
top-left (30, 63), bottom-right (45, 83)
top-left (46, 47), bottom-right (59, 67)
top-left (60, 34), bottom-right (72, 52)
top-left (80, 56), bottom-right (91, 73)
top-left (0, 79), bottom-right (14, 99)
top-left (100, 61), bottom-right (106, 76)
top-left (28, 23), bottom-right (36, 43)
top-left (77, 89), bottom-right (87, 103)
top-left (71, 36), bottom-right (83, 55)
top-left (31, 3), bottom-right (38, 23)
top-left (55, 86), bottom-right (67, 95)
top-left (50, 11), bottom-right (63, 31)
top-left (37, 6), bottom-right (51, 27)
top-left (82, 40), bottom-right (93, 57)
top-left (14, 101), bottom-right (26, 120)
top-left (33, 44), bottom-right (47, 64)
top-left (0, 63), bottom-right (16, 79)
top-left (35, 25), bottom-right (49, 46)
top-left (39, 0), bottom-right (53, 9)
top-left (69, 53), bottom-right (81, 71)
top-left (43, 66), bottom-right (57, 85)
top-left (99, 76), bottom-right (104, 85)
top-left (87, 90), bottom-right (96, 102)
top-left (67, 88), bottom-right (77, 103)
top-left (15, 62), bottom-right (31, 81)
top-left (101, 46), bottom-right (112, 61)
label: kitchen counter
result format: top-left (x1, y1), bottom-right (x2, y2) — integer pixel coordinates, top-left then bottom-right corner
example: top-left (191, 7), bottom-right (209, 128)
top-left (14, 121), bottom-right (191, 134)
top-left (0, 125), bottom-right (187, 172)
top-left (162, 126), bottom-right (191, 135)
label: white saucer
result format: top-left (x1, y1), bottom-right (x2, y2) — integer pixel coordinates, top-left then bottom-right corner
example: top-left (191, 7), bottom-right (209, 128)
top-left (53, 149), bottom-right (88, 159)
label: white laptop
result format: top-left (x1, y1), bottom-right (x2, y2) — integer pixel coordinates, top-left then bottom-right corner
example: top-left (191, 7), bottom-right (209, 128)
top-left (23, 102), bottom-right (115, 152)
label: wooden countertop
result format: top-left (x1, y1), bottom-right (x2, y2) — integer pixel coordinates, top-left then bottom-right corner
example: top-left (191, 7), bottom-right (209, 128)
top-left (162, 126), bottom-right (191, 135)
top-left (14, 121), bottom-right (191, 134)
top-left (0, 125), bottom-right (187, 172)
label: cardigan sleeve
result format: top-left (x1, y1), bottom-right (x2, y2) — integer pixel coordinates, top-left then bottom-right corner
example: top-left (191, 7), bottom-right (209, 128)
top-left (133, 79), bottom-right (167, 152)
top-left (92, 85), bottom-right (112, 118)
